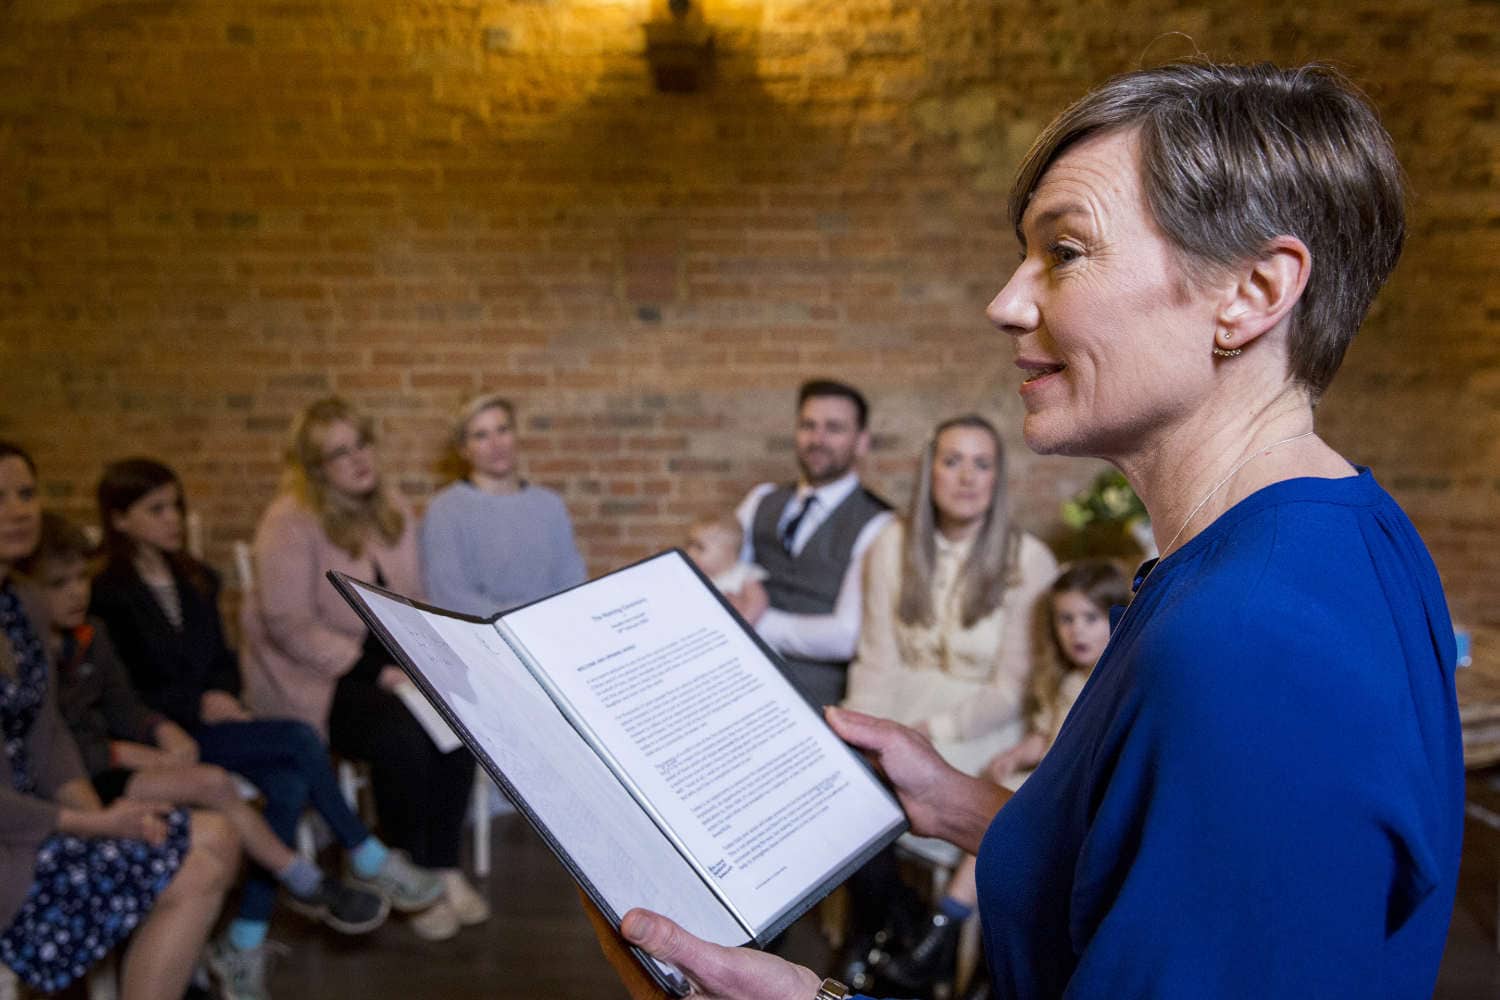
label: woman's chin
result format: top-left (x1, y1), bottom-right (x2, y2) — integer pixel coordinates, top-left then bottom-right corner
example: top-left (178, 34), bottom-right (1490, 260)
top-left (1020, 417), bottom-right (1074, 457)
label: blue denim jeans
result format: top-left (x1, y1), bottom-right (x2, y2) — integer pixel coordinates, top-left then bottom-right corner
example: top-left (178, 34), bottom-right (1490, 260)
top-left (194, 718), bottom-right (370, 921)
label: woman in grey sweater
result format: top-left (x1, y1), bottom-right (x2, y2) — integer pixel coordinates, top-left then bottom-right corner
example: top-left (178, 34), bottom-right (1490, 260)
top-left (421, 394), bottom-right (587, 617)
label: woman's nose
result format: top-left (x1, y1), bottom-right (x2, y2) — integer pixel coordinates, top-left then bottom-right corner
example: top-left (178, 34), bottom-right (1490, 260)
top-left (986, 267), bottom-right (1040, 336)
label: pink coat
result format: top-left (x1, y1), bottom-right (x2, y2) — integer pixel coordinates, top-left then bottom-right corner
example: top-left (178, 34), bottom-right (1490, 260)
top-left (240, 493), bottom-right (423, 737)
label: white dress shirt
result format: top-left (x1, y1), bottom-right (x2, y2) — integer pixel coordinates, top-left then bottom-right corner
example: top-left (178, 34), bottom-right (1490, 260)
top-left (734, 471), bottom-right (894, 663)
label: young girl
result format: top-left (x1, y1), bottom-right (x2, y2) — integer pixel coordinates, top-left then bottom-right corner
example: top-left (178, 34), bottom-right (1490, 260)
top-left (876, 560), bottom-right (1129, 999)
top-left (90, 457), bottom-right (442, 999)
top-left (986, 559), bottom-right (1129, 785)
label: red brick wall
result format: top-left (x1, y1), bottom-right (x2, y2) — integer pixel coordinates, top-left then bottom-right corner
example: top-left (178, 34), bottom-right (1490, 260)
top-left (1, 1), bottom-right (1495, 631)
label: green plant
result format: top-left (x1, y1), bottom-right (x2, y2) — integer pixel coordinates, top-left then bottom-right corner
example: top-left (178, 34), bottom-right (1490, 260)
top-left (1061, 470), bottom-right (1147, 531)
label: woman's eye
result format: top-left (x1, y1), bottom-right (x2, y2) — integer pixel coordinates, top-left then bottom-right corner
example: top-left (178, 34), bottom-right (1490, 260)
top-left (1048, 242), bottom-right (1082, 265)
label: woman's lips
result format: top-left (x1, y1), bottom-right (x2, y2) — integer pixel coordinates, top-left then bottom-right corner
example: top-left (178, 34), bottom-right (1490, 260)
top-left (1017, 358), bottom-right (1067, 387)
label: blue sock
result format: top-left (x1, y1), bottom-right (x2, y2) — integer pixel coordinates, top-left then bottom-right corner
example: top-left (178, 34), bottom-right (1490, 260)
top-left (350, 836), bottom-right (388, 878)
top-left (938, 895), bottom-right (974, 922)
top-left (277, 856), bottom-right (324, 898)
top-left (227, 918), bottom-right (269, 952)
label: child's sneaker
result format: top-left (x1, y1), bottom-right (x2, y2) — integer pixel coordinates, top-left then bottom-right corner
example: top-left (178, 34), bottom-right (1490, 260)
top-left (204, 937), bottom-right (288, 1000)
top-left (284, 875), bottom-right (389, 934)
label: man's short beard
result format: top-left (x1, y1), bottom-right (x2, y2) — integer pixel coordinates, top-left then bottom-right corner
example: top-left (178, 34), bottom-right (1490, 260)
top-left (798, 451), bottom-right (853, 486)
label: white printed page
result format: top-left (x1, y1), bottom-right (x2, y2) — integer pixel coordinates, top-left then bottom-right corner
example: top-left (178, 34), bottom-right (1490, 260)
top-left (500, 552), bottom-right (906, 934)
top-left (352, 585), bottom-right (747, 948)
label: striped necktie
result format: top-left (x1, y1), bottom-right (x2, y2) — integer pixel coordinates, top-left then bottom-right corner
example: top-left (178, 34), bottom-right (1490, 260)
top-left (780, 494), bottom-right (816, 554)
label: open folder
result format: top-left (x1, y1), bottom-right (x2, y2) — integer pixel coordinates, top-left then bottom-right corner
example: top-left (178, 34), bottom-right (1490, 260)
top-left (328, 549), bottom-right (907, 995)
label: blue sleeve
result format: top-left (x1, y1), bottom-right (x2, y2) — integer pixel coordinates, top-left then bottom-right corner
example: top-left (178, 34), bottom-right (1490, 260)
top-left (1064, 607), bottom-right (1448, 998)
top-left (421, 492), bottom-right (495, 616)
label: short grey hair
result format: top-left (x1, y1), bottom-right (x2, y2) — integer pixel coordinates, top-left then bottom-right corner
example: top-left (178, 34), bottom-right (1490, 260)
top-left (1011, 61), bottom-right (1406, 399)
top-left (452, 393), bottom-right (516, 449)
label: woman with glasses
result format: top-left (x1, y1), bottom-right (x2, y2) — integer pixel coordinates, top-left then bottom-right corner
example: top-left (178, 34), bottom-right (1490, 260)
top-left (241, 397), bottom-right (487, 943)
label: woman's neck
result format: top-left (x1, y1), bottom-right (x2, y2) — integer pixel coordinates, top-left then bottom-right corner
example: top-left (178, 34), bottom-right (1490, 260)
top-left (470, 470), bottom-right (520, 495)
top-left (132, 545), bottom-right (172, 583)
top-left (1114, 384), bottom-right (1345, 561)
top-left (935, 514), bottom-right (983, 544)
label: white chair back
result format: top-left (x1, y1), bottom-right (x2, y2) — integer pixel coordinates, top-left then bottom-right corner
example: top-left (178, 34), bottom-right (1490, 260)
top-left (232, 540), bottom-right (255, 592)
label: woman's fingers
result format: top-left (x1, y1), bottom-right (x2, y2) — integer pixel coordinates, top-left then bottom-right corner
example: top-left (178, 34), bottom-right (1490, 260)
top-left (142, 813), bottom-right (167, 846)
top-left (621, 909), bottom-right (822, 1000)
top-left (104, 798), bottom-right (173, 842)
top-left (823, 705), bottom-right (897, 751)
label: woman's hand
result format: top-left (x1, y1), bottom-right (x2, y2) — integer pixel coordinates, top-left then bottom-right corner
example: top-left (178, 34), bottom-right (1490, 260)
top-left (377, 665), bottom-right (408, 692)
top-left (826, 706), bottom-right (1009, 855)
top-left (200, 690), bottom-right (251, 723)
top-left (60, 799), bottom-right (173, 845)
top-left (154, 721), bottom-right (200, 764)
top-left (620, 909), bottom-right (823, 1000)
top-left (100, 799), bottom-right (172, 844)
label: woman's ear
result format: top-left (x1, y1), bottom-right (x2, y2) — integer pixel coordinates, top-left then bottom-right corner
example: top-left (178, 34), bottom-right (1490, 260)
top-left (1213, 236), bottom-right (1311, 353)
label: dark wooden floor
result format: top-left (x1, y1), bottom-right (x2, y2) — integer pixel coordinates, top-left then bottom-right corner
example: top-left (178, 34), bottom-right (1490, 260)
top-left (257, 812), bottom-right (1500, 999)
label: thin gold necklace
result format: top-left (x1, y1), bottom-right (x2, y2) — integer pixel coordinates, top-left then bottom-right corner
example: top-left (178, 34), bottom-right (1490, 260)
top-left (1157, 430), bottom-right (1315, 561)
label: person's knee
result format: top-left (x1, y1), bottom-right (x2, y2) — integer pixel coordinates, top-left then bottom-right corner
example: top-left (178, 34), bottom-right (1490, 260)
top-left (197, 810), bottom-right (240, 870)
top-left (179, 810), bottom-right (240, 896)
top-left (190, 765), bottom-right (242, 808)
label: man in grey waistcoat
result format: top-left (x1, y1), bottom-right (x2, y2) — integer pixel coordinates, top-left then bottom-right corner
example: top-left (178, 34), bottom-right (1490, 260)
top-left (733, 379), bottom-right (893, 708)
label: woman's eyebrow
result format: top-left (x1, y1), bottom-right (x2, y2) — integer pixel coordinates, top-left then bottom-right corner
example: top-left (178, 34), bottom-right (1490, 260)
top-left (1027, 201), bottom-right (1091, 230)
top-left (1017, 200), bottom-right (1091, 249)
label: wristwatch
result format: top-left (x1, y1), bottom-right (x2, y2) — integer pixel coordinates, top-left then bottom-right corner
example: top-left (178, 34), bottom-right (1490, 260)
top-left (813, 978), bottom-right (853, 1000)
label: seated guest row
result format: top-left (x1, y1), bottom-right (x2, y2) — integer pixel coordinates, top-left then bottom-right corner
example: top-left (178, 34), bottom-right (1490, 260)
top-left (3, 383), bottom-right (1091, 1000)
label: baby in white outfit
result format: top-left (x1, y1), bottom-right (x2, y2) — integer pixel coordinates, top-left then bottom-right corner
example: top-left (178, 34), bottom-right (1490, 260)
top-left (684, 515), bottom-right (767, 604)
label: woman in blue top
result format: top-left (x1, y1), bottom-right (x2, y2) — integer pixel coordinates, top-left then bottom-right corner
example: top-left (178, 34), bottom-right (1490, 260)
top-left (603, 61), bottom-right (1462, 1000)
top-left (421, 394), bottom-right (587, 617)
